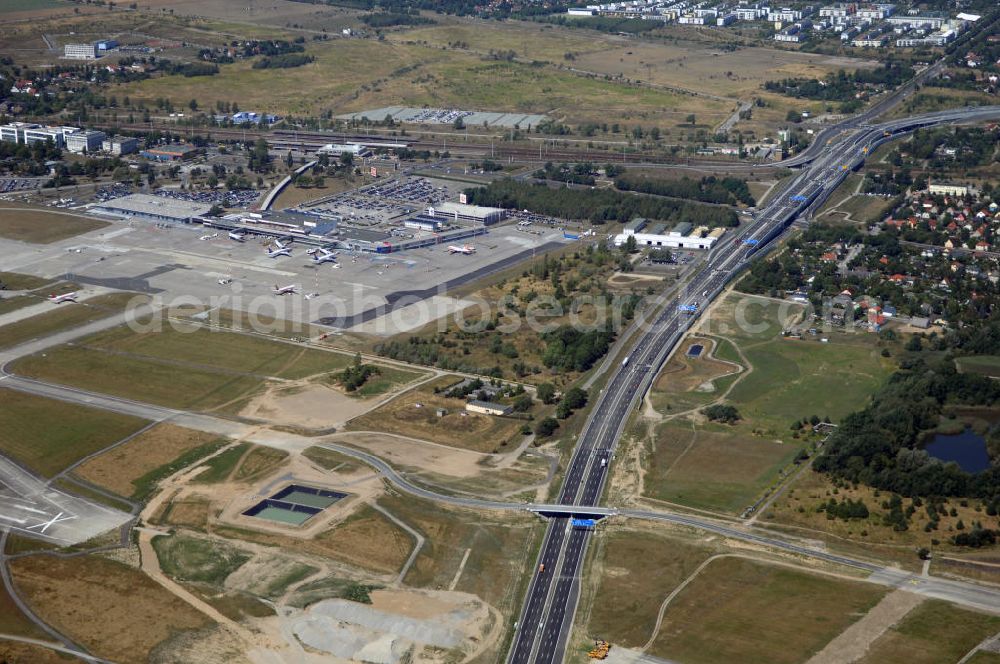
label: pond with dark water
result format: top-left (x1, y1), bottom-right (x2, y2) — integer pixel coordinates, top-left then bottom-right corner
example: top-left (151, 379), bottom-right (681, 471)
top-left (925, 427), bottom-right (991, 473)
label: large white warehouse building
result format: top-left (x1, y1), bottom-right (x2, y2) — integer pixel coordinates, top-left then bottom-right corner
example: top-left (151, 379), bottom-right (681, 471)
top-left (613, 218), bottom-right (725, 250)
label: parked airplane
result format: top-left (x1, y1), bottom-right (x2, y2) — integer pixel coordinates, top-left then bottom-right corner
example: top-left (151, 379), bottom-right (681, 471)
top-left (228, 231), bottom-right (246, 242)
top-left (48, 292), bottom-right (77, 304)
top-left (273, 284), bottom-right (298, 295)
top-left (266, 239), bottom-right (292, 258)
top-left (448, 244), bottom-right (476, 255)
top-left (200, 233), bottom-right (219, 241)
top-left (311, 247), bottom-right (338, 265)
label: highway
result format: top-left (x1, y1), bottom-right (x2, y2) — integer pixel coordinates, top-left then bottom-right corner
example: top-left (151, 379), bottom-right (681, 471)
top-left (506, 101), bottom-right (1000, 664)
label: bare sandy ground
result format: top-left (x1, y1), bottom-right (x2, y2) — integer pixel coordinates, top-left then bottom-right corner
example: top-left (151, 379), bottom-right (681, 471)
top-left (805, 590), bottom-right (924, 664)
top-left (260, 589), bottom-right (497, 664)
top-left (241, 383), bottom-right (376, 429)
top-left (327, 431), bottom-right (491, 478)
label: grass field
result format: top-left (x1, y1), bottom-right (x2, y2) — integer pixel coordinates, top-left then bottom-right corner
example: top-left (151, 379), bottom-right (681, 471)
top-left (652, 337), bottom-right (740, 412)
top-left (586, 530), bottom-right (712, 648)
top-left (303, 446), bottom-right (360, 473)
top-left (0, 388), bottom-right (149, 477)
top-left (0, 292), bottom-right (142, 351)
top-left (336, 364), bottom-right (426, 398)
top-left (112, 34), bottom-right (729, 129)
top-left (650, 557), bottom-right (886, 664)
top-left (81, 324), bottom-right (353, 379)
top-left (152, 533), bottom-right (251, 586)
top-left (764, 469), bottom-right (1000, 560)
top-left (0, 581), bottom-right (47, 641)
top-left (73, 424), bottom-right (228, 500)
top-left (956, 355), bottom-right (1000, 378)
top-left (0, 205), bottom-right (108, 243)
top-left (11, 324), bottom-right (358, 411)
top-left (0, 0), bottom-right (65, 12)
top-left (645, 423), bottom-right (803, 513)
top-left (726, 333), bottom-right (890, 427)
top-left (216, 503), bottom-right (415, 575)
top-left (857, 600), bottom-right (1000, 664)
top-left (10, 554), bottom-right (211, 664)
top-left (347, 375), bottom-right (528, 453)
top-left (645, 292), bottom-right (891, 513)
top-left (700, 293), bottom-right (892, 428)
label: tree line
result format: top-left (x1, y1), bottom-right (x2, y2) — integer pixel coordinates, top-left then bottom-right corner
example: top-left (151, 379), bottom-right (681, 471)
top-left (464, 179), bottom-right (738, 226)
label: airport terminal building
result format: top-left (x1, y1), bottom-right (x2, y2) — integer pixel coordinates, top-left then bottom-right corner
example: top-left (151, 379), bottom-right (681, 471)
top-left (91, 194), bottom-right (213, 224)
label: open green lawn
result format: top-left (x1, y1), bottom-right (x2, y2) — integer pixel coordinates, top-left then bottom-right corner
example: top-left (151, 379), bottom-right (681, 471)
top-left (645, 423), bottom-right (802, 513)
top-left (342, 365), bottom-right (426, 398)
top-left (0, 389), bottom-right (148, 477)
top-left (81, 324), bottom-right (353, 379)
top-left (0, 206), bottom-right (108, 243)
top-left (956, 355), bottom-right (1000, 378)
top-left (11, 324), bottom-right (367, 411)
top-left (12, 344), bottom-right (266, 411)
top-left (646, 292), bottom-right (892, 513)
top-left (0, 292), bottom-right (141, 351)
top-left (0, 0), bottom-right (65, 13)
top-left (650, 557), bottom-right (886, 664)
top-left (857, 600), bottom-right (1000, 664)
top-left (727, 334), bottom-right (890, 427)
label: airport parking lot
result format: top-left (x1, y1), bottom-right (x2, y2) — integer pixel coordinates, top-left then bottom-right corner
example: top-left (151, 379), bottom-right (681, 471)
top-left (0, 177), bottom-right (43, 193)
top-left (95, 184), bottom-right (261, 209)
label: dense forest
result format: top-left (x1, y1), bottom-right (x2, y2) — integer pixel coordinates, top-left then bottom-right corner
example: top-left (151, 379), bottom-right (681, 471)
top-left (615, 174), bottom-right (756, 207)
top-left (464, 179), bottom-right (739, 226)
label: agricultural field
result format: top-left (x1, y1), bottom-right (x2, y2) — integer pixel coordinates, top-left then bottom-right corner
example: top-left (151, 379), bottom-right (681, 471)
top-left (856, 600), bottom-right (1000, 664)
top-left (0, 388), bottom-right (148, 477)
top-left (9, 554), bottom-right (213, 664)
top-left (0, 205), bottom-right (108, 243)
top-left (648, 557), bottom-right (886, 664)
top-left (73, 424), bottom-right (228, 500)
top-left (346, 375), bottom-right (531, 453)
